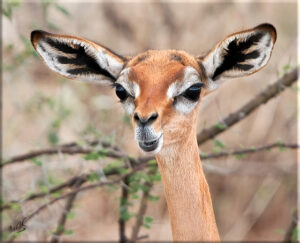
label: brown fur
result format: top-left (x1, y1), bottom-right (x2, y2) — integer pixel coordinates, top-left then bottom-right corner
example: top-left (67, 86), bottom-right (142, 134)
top-left (126, 50), bottom-right (220, 240)
top-left (31, 23), bottom-right (277, 242)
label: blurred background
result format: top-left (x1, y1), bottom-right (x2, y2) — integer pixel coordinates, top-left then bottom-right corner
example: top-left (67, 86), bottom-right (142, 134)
top-left (2, 0), bottom-right (298, 241)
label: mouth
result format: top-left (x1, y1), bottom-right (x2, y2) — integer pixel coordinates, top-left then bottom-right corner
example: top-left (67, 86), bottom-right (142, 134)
top-left (138, 135), bottom-right (162, 153)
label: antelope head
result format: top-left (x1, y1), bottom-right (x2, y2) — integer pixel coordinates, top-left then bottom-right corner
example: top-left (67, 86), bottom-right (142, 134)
top-left (31, 23), bottom-right (276, 155)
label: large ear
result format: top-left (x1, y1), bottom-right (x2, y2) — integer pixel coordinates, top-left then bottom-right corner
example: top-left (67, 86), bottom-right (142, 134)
top-left (31, 30), bottom-right (127, 84)
top-left (200, 23), bottom-right (276, 90)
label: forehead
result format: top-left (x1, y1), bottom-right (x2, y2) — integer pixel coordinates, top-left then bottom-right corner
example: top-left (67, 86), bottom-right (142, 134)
top-left (127, 50), bottom-right (200, 93)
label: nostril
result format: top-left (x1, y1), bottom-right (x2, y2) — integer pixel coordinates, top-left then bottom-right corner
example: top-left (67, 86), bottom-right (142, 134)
top-left (134, 113), bottom-right (140, 122)
top-left (134, 112), bottom-right (158, 126)
top-left (148, 113), bottom-right (158, 123)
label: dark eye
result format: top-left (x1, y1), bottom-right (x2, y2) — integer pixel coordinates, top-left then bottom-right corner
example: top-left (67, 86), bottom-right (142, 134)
top-left (115, 84), bottom-right (129, 101)
top-left (182, 83), bottom-right (203, 101)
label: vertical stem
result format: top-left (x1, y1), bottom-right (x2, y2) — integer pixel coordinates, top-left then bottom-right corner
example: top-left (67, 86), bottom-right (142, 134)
top-left (284, 210), bottom-right (298, 242)
top-left (50, 179), bottom-right (83, 243)
top-left (119, 177), bottom-right (129, 243)
top-left (130, 181), bottom-right (153, 242)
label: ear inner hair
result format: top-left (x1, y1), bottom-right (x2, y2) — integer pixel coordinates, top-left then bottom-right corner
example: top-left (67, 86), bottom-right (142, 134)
top-left (212, 32), bottom-right (264, 80)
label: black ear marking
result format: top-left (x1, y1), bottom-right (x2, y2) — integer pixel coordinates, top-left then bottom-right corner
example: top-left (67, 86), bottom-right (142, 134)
top-left (45, 38), bottom-right (116, 80)
top-left (212, 32), bottom-right (264, 80)
top-left (45, 38), bottom-right (80, 54)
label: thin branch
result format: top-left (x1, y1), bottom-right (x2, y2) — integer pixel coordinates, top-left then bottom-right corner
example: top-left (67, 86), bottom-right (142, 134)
top-left (1, 174), bottom-right (89, 211)
top-left (119, 177), bottom-right (130, 243)
top-left (6, 166), bottom-right (144, 234)
top-left (3, 135), bottom-right (298, 170)
top-left (130, 181), bottom-right (153, 242)
top-left (1, 142), bottom-right (298, 212)
top-left (1, 140), bottom-right (124, 167)
top-left (201, 143), bottom-right (299, 160)
top-left (50, 179), bottom-right (83, 243)
top-left (284, 210), bottom-right (298, 242)
top-left (197, 68), bottom-right (298, 145)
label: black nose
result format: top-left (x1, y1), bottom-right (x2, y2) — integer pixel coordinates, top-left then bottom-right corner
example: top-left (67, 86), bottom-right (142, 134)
top-left (134, 112), bottom-right (158, 126)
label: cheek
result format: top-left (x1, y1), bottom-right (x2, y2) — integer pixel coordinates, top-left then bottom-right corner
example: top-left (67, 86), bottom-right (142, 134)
top-left (121, 98), bottom-right (135, 115)
top-left (173, 97), bottom-right (198, 114)
top-left (160, 102), bottom-right (199, 144)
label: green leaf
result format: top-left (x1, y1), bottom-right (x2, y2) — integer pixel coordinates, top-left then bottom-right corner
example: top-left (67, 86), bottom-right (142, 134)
top-left (51, 191), bottom-right (61, 198)
top-left (140, 184), bottom-right (149, 193)
top-left (39, 184), bottom-right (49, 194)
top-left (103, 160), bottom-right (125, 173)
top-left (123, 114), bottom-right (131, 125)
top-left (57, 224), bottom-right (64, 232)
top-left (54, 3), bottom-right (71, 16)
top-left (279, 146), bottom-right (286, 152)
top-left (130, 193), bottom-right (139, 199)
top-left (282, 64), bottom-right (292, 72)
top-left (66, 211), bottom-right (75, 220)
top-left (64, 229), bottom-right (73, 235)
top-left (144, 216), bottom-right (153, 224)
top-left (87, 172), bottom-right (99, 182)
top-left (98, 148), bottom-right (109, 157)
top-left (120, 207), bottom-right (131, 221)
top-left (10, 202), bottom-right (21, 211)
top-left (235, 153), bottom-right (245, 159)
top-left (291, 86), bottom-right (300, 92)
top-left (0, 198), bottom-right (6, 207)
top-left (214, 122), bottom-right (227, 130)
top-left (23, 190), bottom-right (35, 198)
top-left (149, 173), bottom-right (161, 182)
top-left (31, 158), bottom-right (43, 166)
top-left (147, 159), bottom-right (157, 165)
top-left (2, 0), bottom-right (21, 20)
top-left (84, 151), bottom-right (100, 161)
top-left (48, 174), bottom-right (63, 186)
top-left (143, 223), bottom-right (151, 229)
top-left (106, 184), bottom-right (119, 192)
top-left (292, 227), bottom-right (299, 241)
top-left (149, 194), bottom-right (160, 201)
top-left (214, 139), bottom-right (226, 149)
top-left (48, 131), bottom-right (59, 145)
top-left (275, 140), bottom-right (286, 151)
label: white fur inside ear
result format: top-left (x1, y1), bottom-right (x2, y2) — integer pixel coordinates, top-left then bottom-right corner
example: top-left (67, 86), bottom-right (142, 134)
top-left (36, 37), bottom-right (124, 83)
top-left (202, 29), bottom-right (274, 89)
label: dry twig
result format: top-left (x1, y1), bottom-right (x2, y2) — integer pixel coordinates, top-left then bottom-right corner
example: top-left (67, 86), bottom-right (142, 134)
top-left (1, 141), bottom-right (125, 167)
top-left (50, 179), bottom-right (83, 243)
top-left (5, 165), bottom-right (144, 235)
top-left (1, 142), bottom-right (298, 212)
top-left (284, 210), bottom-right (298, 242)
top-left (130, 181), bottom-right (153, 242)
top-left (197, 68), bottom-right (298, 145)
top-left (201, 143), bottom-right (299, 160)
top-left (119, 177), bottom-right (130, 243)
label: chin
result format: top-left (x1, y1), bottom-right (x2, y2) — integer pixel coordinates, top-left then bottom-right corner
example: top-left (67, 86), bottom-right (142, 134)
top-left (137, 135), bottom-right (164, 156)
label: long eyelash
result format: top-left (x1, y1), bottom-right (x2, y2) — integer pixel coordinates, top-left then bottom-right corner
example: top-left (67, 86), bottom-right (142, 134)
top-left (179, 83), bottom-right (204, 96)
top-left (110, 82), bottom-right (118, 88)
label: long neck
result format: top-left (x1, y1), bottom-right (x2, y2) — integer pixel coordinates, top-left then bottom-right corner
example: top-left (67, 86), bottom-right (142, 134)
top-left (156, 132), bottom-right (220, 241)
